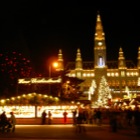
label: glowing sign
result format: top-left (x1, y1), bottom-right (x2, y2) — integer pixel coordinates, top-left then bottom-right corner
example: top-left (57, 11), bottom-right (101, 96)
top-left (18, 78), bottom-right (62, 84)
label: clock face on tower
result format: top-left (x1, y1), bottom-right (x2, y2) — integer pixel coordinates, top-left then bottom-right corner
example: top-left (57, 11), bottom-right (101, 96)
top-left (98, 42), bottom-right (102, 46)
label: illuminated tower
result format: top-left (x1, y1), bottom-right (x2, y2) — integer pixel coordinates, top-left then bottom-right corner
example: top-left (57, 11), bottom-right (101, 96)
top-left (118, 47), bottom-right (126, 69)
top-left (94, 13), bottom-right (106, 68)
top-left (75, 48), bottom-right (83, 78)
top-left (57, 49), bottom-right (64, 71)
top-left (137, 47), bottom-right (140, 69)
top-left (75, 48), bottom-right (83, 70)
top-left (94, 12), bottom-right (107, 102)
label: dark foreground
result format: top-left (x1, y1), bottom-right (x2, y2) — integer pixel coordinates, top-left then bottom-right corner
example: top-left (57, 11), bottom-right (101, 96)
top-left (0, 124), bottom-right (140, 140)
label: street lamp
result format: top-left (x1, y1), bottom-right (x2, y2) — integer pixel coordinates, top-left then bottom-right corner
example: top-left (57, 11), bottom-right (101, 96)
top-left (49, 62), bottom-right (58, 78)
top-left (48, 62), bottom-right (58, 94)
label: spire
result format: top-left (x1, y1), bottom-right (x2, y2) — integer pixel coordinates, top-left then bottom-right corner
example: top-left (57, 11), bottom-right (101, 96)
top-left (94, 12), bottom-right (105, 42)
top-left (75, 48), bottom-right (83, 70)
top-left (118, 47), bottom-right (126, 69)
top-left (137, 47), bottom-right (140, 68)
top-left (57, 49), bottom-right (64, 71)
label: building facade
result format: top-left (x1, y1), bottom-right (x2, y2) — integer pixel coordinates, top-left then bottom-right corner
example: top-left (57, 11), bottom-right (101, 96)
top-left (56, 13), bottom-right (140, 103)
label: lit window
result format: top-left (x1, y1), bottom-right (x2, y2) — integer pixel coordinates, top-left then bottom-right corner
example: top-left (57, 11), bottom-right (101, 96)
top-left (107, 73), bottom-right (110, 76)
top-left (77, 72), bottom-right (81, 77)
top-left (115, 73), bottom-right (119, 76)
top-left (98, 56), bottom-right (103, 66)
top-left (83, 73), bottom-right (86, 77)
top-left (98, 42), bottom-right (103, 46)
top-left (121, 71), bottom-right (125, 77)
top-left (72, 73), bottom-right (75, 77)
top-left (126, 72), bottom-right (129, 76)
top-left (111, 73), bottom-right (114, 77)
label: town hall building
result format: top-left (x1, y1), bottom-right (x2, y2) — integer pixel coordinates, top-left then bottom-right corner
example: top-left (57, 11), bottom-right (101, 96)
top-left (56, 12), bottom-right (140, 104)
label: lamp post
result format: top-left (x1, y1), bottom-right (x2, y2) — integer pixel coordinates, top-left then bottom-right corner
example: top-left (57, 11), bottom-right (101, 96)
top-left (49, 62), bottom-right (58, 78)
top-left (48, 62), bottom-right (58, 94)
top-left (49, 65), bottom-right (51, 78)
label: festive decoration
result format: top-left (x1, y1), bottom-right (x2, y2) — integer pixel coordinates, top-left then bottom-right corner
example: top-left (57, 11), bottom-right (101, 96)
top-left (96, 76), bottom-right (112, 107)
top-left (0, 51), bottom-right (39, 97)
top-left (88, 80), bottom-right (96, 100)
top-left (0, 93), bottom-right (60, 105)
top-left (125, 86), bottom-right (130, 98)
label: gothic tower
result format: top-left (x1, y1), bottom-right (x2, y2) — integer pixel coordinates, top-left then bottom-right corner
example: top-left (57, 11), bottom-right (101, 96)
top-left (94, 13), bottom-right (106, 68)
top-left (57, 49), bottom-right (64, 71)
top-left (93, 12), bottom-right (107, 102)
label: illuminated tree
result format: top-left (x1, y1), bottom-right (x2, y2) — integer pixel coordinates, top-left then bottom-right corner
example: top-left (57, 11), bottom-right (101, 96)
top-left (0, 51), bottom-right (38, 97)
top-left (56, 70), bottom-right (84, 101)
top-left (60, 77), bottom-right (84, 101)
top-left (97, 76), bottom-right (112, 107)
top-left (88, 80), bottom-right (96, 100)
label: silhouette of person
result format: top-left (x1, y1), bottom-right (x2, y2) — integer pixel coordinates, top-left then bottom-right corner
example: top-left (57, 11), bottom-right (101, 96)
top-left (48, 111), bottom-right (52, 125)
top-left (9, 112), bottom-right (16, 132)
top-left (0, 111), bottom-right (11, 132)
top-left (41, 110), bottom-right (47, 125)
top-left (63, 110), bottom-right (68, 124)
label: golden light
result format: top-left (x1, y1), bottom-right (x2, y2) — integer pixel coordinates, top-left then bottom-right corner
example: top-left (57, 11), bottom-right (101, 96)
top-left (28, 93), bottom-right (32, 96)
top-left (53, 62), bottom-right (58, 68)
top-left (0, 99), bottom-right (5, 104)
top-left (22, 94), bottom-right (26, 97)
top-left (17, 96), bottom-right (21, 99)
top-left (33, 92), bottom-right (36, 95)
top-left (54, 97), bottom-right (59, 101)
top-left (77, 102), bottom-right (80, 104)
top-left (43, 95), bottom-right (48, 98)
top-left (66, 80), bottom-right (70, 84)
top-left (11, 97), bottom-right (15, 100)
top-left (71, 101), bottom-right (74, 104)
top-left (49, 61), bottom-right (59, 78)
top-left (49, 96), bottom-right (52, 99)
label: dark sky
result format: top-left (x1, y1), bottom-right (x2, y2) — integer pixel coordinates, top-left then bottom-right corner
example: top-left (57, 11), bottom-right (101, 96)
top-left (0, 2), bottom-right (140, 73)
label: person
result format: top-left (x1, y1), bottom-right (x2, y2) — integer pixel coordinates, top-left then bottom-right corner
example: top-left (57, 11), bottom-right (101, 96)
top-left (0, 111), bottom-right (11, 132)
top-left (133, 107), bottom-right (140, 135)
top-left (96, 108), bottom-right (102, 125)
top-left (48, 111), bottom-right (52, 125)
top-left (76, 109), bottom-right (86, 133)
top-left (41, 110), bottom-right (47, 125)
top-left (72, 110), bottom-right (77, 125)
top-left (63, 110), bottom-right (68, 124)
top-left (9, 112), bottom-right (16, 132)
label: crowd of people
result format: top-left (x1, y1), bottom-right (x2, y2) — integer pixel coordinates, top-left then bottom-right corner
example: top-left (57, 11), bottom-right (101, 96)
top-left (72, 106), bottom-right (140, 134)
top-left (41, 110), bottom-right (69, 125)
top-left (0, 106), bottom-right (139, 135)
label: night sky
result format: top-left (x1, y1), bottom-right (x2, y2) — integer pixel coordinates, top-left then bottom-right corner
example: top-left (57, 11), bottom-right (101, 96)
top-left (0, 2), bottom-right (140, 74)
